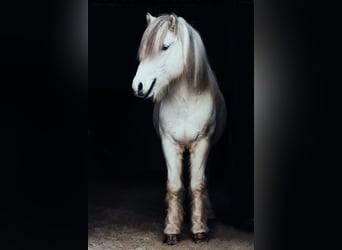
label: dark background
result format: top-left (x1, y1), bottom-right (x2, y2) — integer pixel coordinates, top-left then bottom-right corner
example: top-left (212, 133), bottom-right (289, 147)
top-left (2, 0), bottom-right (330, 250)
top-left (89, 0), bottom-right (253, 228)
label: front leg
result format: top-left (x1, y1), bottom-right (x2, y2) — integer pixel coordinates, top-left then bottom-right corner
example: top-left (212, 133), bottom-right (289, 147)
top-left (189, 137), bottom-right (210, 242)
top-left (161, 136), bottom-right (184, 244)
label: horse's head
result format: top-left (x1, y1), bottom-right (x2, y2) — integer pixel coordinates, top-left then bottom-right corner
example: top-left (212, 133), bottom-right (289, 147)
top-left (132, 13), bottom-right (187, 101)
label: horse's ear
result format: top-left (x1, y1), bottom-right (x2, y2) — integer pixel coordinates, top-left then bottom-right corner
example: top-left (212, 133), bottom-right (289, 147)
top-left (168, 14), bottom-right (177, 32)
top-left (146, 12), bottom-right (156, 24)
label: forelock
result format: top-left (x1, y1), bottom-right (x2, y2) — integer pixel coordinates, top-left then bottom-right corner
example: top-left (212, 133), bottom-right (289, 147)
top-left (138, 15), bottom-right (169, 60)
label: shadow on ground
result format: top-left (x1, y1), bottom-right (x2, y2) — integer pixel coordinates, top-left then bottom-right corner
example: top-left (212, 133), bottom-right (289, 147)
top-left (88, 176), bottom-right (253, 250)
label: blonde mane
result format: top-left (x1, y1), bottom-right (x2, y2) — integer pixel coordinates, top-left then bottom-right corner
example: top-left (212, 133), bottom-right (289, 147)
top-left (138, 14), bottom-right (217, 94)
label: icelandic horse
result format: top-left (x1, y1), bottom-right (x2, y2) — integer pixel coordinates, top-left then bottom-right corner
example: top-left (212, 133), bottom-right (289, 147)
top-left (132, 13), bottom-right (226, 244)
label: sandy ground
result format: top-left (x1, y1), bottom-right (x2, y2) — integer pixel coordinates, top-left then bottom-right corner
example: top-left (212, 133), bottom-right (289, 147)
top-left (88, 179), bottom-right (254, 250)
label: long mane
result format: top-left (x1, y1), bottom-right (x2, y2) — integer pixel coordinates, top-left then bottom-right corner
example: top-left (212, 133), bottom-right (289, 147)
top-left (138, 14), bottom-right (217, 94)
top-left (138, 15), bottom-right (170, 60)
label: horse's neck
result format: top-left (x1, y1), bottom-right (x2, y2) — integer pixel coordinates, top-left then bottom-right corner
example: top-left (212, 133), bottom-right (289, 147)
top-left (170, 79), bottom-right (192, 99)
top-left (168, 78), bottom-right (205, 102)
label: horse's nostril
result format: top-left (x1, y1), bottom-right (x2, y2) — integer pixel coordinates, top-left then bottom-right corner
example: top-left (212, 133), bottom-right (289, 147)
top-left (138, 82), bottom-right (143, 92)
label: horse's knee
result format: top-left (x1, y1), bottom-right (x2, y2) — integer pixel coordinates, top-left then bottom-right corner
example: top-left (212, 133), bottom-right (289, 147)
top-left (190, 179), bottom-right (205, 194)
top-left (167, 180), bottom-right (183, 194)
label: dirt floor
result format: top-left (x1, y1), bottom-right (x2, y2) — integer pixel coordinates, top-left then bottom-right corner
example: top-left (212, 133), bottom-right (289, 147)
top-left (88, 178), bottom-right (254, 250)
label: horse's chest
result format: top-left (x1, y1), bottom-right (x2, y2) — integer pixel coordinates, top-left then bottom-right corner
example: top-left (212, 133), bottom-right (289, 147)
top-left (159, 96), bottom-right (214, 143)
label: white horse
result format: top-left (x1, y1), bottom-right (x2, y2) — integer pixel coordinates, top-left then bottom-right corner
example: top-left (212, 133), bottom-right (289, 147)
top-left (132, 13), bottom-right (226, 245)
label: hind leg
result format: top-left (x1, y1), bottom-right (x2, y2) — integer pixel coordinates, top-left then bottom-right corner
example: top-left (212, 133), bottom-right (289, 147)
top-left (189, 137), bottom-right (210, 242)
top-left (204, 189), bottom-right (216, 219)
top-left (161, 136), bottom-right (184, 244)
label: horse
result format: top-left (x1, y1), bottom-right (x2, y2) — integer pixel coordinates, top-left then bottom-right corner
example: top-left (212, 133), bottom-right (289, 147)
top-left (132, 12), bottom-right (226, 245)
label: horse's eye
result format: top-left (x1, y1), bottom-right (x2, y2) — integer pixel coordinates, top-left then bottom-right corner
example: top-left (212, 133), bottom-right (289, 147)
top-left (161, 45), bottom-right (169, 51)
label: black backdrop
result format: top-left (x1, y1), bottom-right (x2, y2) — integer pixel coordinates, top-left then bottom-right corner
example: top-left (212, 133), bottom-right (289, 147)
top-left (89, 0), bottom-right (253, 226)
top-left (3, 0), bottom-right (329, 249)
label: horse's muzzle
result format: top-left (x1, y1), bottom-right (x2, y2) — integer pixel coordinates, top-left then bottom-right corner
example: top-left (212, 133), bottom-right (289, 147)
top-left (143, 78), bottom-right (156, 99)
top-left (134, 78), bottom-right (156, 99)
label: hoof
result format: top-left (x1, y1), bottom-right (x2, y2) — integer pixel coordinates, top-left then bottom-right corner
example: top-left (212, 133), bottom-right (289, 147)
top-left (163, 234), bottom-right (180, 245)
top-left (192, 232), bottom-right (209, 243)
